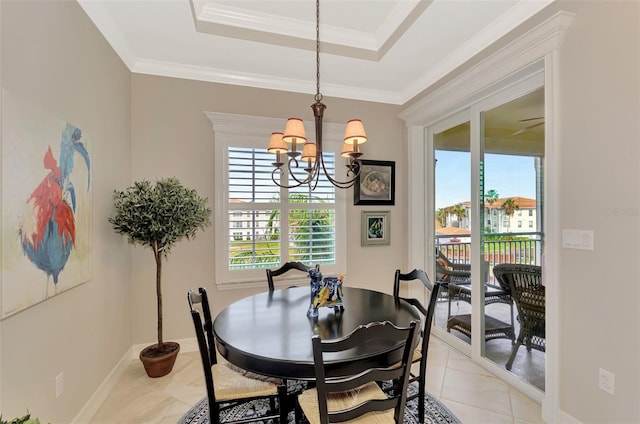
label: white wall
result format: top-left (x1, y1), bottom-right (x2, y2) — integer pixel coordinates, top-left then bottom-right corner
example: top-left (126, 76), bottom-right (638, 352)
top-left (0, 1), bottom-right (132, 421)
top-left (554, 1), bottom-right (640, 421)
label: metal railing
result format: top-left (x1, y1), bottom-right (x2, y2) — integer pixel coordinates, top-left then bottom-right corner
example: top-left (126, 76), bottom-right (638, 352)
top-left (436, 232), bottom-right (543, 280)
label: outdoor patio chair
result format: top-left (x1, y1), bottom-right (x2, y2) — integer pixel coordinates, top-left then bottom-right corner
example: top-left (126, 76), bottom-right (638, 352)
top-left (492, 264), bottom-right (545, 370)
top-left (435, 250), bottom-right (472, 288)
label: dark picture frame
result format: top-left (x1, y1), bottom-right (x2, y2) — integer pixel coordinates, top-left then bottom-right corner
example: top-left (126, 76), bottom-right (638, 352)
top-left (361, 211), bottom-right (390, 246)
top-left (353, 160), bottom-right (395, 205)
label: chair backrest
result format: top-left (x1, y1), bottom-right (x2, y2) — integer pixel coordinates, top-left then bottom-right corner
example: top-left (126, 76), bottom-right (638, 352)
top-left (187, 288), bottom-right (218, 419)
top-left (493, 264), bottom-right (545, 326)
top-left (311, 320), bottom-right (418, 424)
top-left (266, 261), bottom-right (318, 291)
top-left (393, 269), bottom-right (440, 373)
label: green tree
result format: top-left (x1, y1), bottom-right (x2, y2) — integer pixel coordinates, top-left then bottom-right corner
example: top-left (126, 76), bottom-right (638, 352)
top-left (451, 203), bottom-right (467, 228)
top-left (436, 208), bottom-right (448, 227)
top-left (501, 197), bottom-right (520, 232)
top-left (236, 193), bottom-right (333, 265)
top-left (109, 178), bottom-right (211, 348)
top-left (485, 189), bottom-right (499, 229)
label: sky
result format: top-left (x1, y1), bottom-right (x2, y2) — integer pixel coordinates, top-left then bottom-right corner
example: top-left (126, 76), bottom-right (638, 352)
top-left (435, 150), bottom-right (537, 209)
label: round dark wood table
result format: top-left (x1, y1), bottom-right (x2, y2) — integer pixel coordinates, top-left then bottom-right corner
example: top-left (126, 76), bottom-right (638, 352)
top-left (213, 286), bottom-right (421, 380)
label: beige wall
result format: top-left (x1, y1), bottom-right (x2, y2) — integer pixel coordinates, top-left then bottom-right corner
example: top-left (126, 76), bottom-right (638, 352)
top-left (0, 1), bottom-right (131, 421)
top-left (2, 0), bottom-right (639, 422)
top-left (130, 75), bottom-right (406, 345)
top-left (554, 1), bottom-right (640, 422)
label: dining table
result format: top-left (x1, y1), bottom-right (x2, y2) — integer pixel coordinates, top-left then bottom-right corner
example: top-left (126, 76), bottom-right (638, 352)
top-left (213, 286), bottom-right (422, 380)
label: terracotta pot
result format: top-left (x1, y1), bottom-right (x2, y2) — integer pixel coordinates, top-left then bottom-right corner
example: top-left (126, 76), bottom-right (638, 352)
top-left (139, 341), bottom-right (180, 378)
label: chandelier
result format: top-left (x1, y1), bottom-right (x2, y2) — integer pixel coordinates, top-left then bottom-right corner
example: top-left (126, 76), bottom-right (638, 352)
top-left (267, 0), bottom-right (367, 190)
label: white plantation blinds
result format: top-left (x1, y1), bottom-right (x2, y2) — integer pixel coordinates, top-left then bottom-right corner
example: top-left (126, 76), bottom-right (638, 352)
top-left (228, 147), bottom-right (337, 271)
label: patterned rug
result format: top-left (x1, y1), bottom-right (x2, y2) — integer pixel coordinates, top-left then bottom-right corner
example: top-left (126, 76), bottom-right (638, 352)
top-left (178, 382), bottom-right (461, 424)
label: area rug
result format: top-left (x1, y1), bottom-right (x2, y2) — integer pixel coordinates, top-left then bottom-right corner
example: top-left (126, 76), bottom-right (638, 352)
top-left (178, 382), bottom-right (461, 424)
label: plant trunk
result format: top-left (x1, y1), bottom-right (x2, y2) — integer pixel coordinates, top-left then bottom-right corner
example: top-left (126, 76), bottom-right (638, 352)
top-left (154, 243), bottom-right (163, 347)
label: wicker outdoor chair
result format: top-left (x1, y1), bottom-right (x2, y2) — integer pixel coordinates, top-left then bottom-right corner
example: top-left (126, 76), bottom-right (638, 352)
top-left (435, 250), bottom-right (471, 287)
top-left (493, 264), bottom-right (545, 370)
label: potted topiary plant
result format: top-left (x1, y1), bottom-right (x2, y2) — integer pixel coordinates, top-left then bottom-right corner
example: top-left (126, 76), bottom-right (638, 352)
top-left (109, 177), bottom-right (211, 377)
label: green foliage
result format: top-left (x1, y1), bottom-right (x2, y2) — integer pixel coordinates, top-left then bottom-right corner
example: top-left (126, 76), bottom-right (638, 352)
top-left (231, 193), bottom-right (334, 267)
top-left (0, 413), bottom-right (40, 424)
top-left (108, 177), bottom-right (211, 346)
top-left (109, 178), bottom-right (211, 257)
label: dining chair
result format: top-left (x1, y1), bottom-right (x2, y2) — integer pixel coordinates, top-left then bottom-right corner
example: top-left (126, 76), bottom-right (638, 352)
top-left (297, 320), bottom-right (418, 424)
top-left (266, 261), bottom-right (318, 292)
top-left (492, 264), bottom-right (545, 370)
top-left (187, 287), bottom-right (287, 423)
top-left (392, 268), bottom-right (440, 424)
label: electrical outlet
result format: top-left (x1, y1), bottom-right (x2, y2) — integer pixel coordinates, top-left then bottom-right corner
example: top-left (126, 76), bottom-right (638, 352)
top-left (55, 372), bottom-right (64, 398)
top-left (598, 368), bottom-right (615, 395)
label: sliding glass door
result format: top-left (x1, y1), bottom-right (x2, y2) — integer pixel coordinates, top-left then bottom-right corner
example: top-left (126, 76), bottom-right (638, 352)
top-left (430, 77), bottom-right (545, 391)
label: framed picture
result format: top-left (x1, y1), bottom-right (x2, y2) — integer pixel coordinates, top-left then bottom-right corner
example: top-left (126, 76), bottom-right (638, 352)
top-left (354, 160), bottom-right (395, 205)
top-left (361, 211), bottom-right (390, 246)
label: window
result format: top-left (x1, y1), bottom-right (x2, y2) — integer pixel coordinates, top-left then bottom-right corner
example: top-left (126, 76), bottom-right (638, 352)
top-left (529, 209), bottom-right (533, 216)
top-left (518, 221), bottom-right (522, 228)
top-left (208, 112), bottom-right (347, 288)
top-left (518, 210), bottom-right (522, 216)
top-left (529, 221), bottom-right (534, 228)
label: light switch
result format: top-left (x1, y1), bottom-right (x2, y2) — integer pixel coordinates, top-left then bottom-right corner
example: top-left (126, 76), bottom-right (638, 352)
top-left (562, 229), bottom-right (594, 251)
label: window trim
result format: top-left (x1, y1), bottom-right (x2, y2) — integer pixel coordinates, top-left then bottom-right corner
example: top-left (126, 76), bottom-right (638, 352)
top-left (206, 112), bottom-right (348, 289)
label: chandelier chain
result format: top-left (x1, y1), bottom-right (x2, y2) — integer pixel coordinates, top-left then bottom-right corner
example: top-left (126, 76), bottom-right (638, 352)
top-left (315, 0), bottom-right (322, 102)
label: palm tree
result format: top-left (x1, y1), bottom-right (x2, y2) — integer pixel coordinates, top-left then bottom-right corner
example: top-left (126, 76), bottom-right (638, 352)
top-left (485, 189), bottom-right (499, 229)
top-left (501, 197), bottom-right (520, 232)
top-left (436, 208), bottom-right (448, 228)
top-left (451, 203), bottom-right (467, 228)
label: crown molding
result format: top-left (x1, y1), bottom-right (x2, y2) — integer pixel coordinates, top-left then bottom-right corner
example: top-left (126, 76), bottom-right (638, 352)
top-left (77, 0), bottom-right (138, 69)
top-left (399, 10), bottom-right (574, 124)
top-left (190, 0), bottom-right (429, 61)
top-left (133, 58), bottom-right (403, 104)
top-left (399, 0), bottom-right (555, 104)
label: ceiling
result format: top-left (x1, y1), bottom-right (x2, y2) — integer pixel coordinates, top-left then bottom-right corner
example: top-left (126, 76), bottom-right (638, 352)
top-left (78, 0), bottom-right (553, 106)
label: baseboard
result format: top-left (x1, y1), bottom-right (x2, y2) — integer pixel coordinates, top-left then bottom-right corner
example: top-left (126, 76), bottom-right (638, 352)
top-left (71, 345), bottom-right (134, 424)
top-left (554, 408), bottom-right (582, 423)
top-left (72, 337), bottom-right (198, 424)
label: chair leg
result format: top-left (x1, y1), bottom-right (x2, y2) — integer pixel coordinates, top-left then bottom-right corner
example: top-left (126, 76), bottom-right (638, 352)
top-left (506, 335), bottom-right (525, 370)
top-left (278, 383), bottom-right (288, 423)
top-left (418, 377), bottom-right (426, 424)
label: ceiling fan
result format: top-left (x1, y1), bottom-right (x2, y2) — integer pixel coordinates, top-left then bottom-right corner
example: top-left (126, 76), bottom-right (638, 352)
top-left (512, 116), bottom-right (544, 136)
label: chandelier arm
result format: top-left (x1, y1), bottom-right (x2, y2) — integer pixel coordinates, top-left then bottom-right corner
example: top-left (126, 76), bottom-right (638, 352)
top-left (319, 153), bottom-right (361, 188)
top-left (268, 0), bottom-right (366, 191)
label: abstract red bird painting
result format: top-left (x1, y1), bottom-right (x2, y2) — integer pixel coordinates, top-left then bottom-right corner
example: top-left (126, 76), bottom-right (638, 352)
top-left (2, 101), bottom-right (92, 318)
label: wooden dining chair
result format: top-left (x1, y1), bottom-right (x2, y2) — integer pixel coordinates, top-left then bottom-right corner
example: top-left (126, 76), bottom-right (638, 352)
top-left (266, 261), bottom-right (318, 292)
top-left (392, 268), bottom-right (440, 424)
top-left (297, 320), bottom-right (418, 424)
top-left (187, 287), bottom-right (287, 423)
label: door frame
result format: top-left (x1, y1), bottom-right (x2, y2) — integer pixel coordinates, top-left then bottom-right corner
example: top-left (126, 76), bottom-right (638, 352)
top-left (399, 11), bottom-right (573, 422)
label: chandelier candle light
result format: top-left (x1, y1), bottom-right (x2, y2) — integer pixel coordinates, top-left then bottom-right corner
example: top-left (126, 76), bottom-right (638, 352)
top-left (267, 0), bottom-right (368, 190)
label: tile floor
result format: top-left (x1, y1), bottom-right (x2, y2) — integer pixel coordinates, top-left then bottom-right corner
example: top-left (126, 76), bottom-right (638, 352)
top-left (90, 337), bottom-right (543, 424)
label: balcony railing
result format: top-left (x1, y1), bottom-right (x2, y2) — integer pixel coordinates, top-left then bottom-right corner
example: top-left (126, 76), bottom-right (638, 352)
top-left (436, 231), bottom-right (543, 282)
